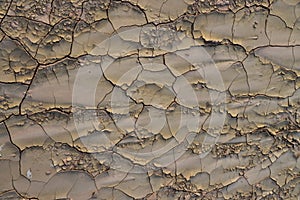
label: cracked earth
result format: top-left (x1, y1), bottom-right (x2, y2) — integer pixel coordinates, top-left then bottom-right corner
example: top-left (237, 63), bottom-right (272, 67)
top-left (0, 0), bottom-right (300, 199)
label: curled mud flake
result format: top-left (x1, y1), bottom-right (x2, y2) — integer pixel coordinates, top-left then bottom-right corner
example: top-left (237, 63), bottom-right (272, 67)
top-left (255, 46), bottom-right (300, 75)
top-left (81, 0), bottom-right (109, 23)
top-left (0, 38), bottom-right (38, 83)
top-left (108, 2), bottom-right (147, 30)
top-left (131, 0), bottom-right (188, 23)
top-left (5, 115), bottom-right (52, 150)
top-left (38, 171), bottom-right (97, 200)
top-left (233, 7), bottom-right (270, 50)
top-left (35, 19), bottom-right (77, 64)
top-left (270, 0), bottom-right (298, 28)
top-left (2, 17), bottom-right (52, 57)
top-left (194, 12), bottom-right (234, 41)
top-left (0, 83), bottom-right (28, 121)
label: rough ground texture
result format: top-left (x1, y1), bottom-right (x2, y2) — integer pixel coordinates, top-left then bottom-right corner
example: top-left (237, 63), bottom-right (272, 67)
top-left (0, 0), bottom-right (300, 199)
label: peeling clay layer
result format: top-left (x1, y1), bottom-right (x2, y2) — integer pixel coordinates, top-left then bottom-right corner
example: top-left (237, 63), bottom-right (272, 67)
top-left (0, 0), bottom-right (300, 199)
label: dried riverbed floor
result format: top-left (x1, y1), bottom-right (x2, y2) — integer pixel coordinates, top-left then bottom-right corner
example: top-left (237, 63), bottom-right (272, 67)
top-left (0, 0), bottom-right (300, 199)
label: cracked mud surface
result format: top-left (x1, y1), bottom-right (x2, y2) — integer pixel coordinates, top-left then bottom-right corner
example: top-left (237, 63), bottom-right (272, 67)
top-left (0, 0), bottom-right (300, 199)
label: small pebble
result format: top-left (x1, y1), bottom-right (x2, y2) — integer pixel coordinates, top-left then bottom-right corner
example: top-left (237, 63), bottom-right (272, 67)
top-left (45, 171), bottom-right (51, 175)
top-left (66, 156), bottom-right (72, 161)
